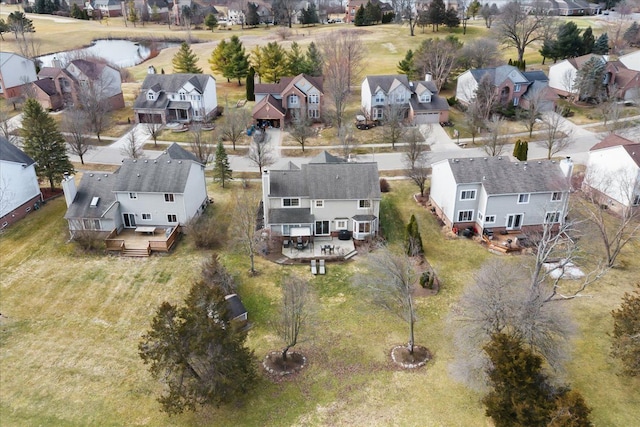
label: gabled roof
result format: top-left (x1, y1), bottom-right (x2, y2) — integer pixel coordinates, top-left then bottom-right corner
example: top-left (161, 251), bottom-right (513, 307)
top-left (590, 134), bottom-right (636, 151)
top-left (623, 144), bottom-right (640, 168)
top-left (38, 67), bottom-right (64, 79)
top-left (254, 74), bottom-right (323, 96)
top-left (139, 73), bottom-right (212, 94)
top-left (522, 70), bottom-right (549, 82)
top-left (33, 78), bottom-right (58, 96)
top-left (444, 157), bottom-right (569, 195)
top-left (268, 151), bottom-right (381, 200)
top-left (365, 75), bottom-right (410, 94)
top-left (566, 54), bottom-right (605, 70)
top-left (469, 65), bottom-right (529, 86)
top-left (619, 50), bottom-right (640, 72)
top-left (165, 142), bottom-right (201, 163)
top-left (113, 143), bottom-right (201, 193)
top-left (252, 94), bottom-right (285, 118)
top-left (64, 172), bottom-right (118, 220)
top-left (409, 94), bottom-right (449, 113)
top-left (0, 136), bottom-right (35, 165)
top-left (69, 59), bottom-right (107, 80)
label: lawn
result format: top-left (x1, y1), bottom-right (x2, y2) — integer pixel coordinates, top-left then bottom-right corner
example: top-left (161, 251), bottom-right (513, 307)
top-left (1, 179), bottom-right (638, 426)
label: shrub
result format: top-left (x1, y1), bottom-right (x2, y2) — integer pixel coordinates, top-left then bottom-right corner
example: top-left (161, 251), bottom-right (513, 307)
top-left (379, 178), bottom-right (390, 193)
top-left (72, 230), bottom-right (105, 253)
top-left (187, 212), bottom-right (225, 249)
top-left (447, 96), bottom-right (458, 107)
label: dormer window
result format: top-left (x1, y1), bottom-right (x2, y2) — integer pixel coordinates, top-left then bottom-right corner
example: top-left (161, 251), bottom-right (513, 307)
top-left (179, 91), bottom-right (186, 101)
top-left (419, 93), bottom-right (431, 103)
top-left (147, 91), bottom-right (155, 101)
top-left (375, 92), bottom-right (385, 103)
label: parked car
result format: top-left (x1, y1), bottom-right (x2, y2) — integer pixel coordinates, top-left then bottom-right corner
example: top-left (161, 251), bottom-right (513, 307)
top-left (355, 114), bottom-right (376, 130)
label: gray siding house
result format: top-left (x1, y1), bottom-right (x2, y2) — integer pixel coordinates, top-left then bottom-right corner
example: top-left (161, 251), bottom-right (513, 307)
top-left (62, 143), bottom-right (208, 237)
top-left (261, 151), bottom-right (381, 241)
top-left (430, 156), bottom-right (572, 234)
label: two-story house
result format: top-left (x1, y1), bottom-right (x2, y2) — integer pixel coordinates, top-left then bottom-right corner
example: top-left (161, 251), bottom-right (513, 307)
top-left (0, 52), bottom-right (38, 99)
top-left (133, 73), bottom-right (218, 124)
top-left (583, 134), bottom-right (639, 216)
top-left (33, 59), bottom-right (125, 111)
top-left (548, 54), bottom-right (607, 98)
top-left (62, 143), bottom-right (208, 239)
top-left (430, 156), bottom-right (573, 235)
top-left (261, 151), bottom-right (381, 241)
top-left (252, 73), bottom-right (324, 127)
top-left (361, 74), bottom-right (449, 124)
top-left (456, 65), bottom-right (551, 109)
top-left (0, 136), bottom-right (42, 229)
top-left (345, 0), bottom-right (394, 23)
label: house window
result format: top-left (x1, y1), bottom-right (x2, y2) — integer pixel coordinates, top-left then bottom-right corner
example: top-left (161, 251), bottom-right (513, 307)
top-left (147, 92), bottom-right (155, 100)
top-left (164, 193), bottom-right (175, 202)
top-left (167, 214), bottom-right (177, 223)
top-left (336, 219), bottom-right (348, 229)
top-left (514, 83), bottom-right (521, 93)
top-left (394, 93), bottom-right (405, 103)
top-left (26, 207), bottom-right (31, 212)
top-left (458, 210), bottom-right (474, 221)
top-left (142, 213), bottom-right (152, 220)
top-left (358, 199), bottom-right (371, 209)
top-left (513, 97), bottom-right (520, 106)
top-left (82, 219), bottom-right (101, 230)
top-left (191, 94), bottom-right (201, 101)
top-left (282, 198), bottom-right (300, 207)
top-left (1, 222), bottom-right (8, 228)
top-left (315, 220), bottom-right (330, 235)
top-left (375, 92), bottom-right (385, 103)
top-left (308, 109), bottom-right (319, 119)
top-left (460, 190), bottom-right (476, 200)
top-left (309, 93), bottom-right (319, 104)
top-left (632, 194), bottom-right (640, 206)
top-left (129, 192), bottom-right (137, 199)
top-left (358, 222), bottom-right (371, 233)
top-left (288, 94), bottom-right (299, 106)
top-left (518, 193), bottom-right (530, 204)
top-left (179, 92), bottom-right (186, 101)
top-left (545, 211), bottom-right (560, 223)
top-left (485, 215), bottom-right (496, 223)
top-left (373, 108), bottom-right (384, 119)
top-left (315, 200), bottom-right (324, 208)
top-left (478, 211), bottom-right (483, 220)
top-left (551, 192), bottom-right (563, 201)
top-left (419, 94), bottom-right (431, 103)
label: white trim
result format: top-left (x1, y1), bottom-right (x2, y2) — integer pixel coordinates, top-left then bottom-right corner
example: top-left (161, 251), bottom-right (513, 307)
top-left (358, 199), bottom-right (371, 209)
top-left (457, 210), bottom-right (474, 222)
top-left (517, 193), bottom-right (530, 204)
top-left (460, 190), bottom-right (476, 200)
top-left (282, 198), bottom-right (300, 207)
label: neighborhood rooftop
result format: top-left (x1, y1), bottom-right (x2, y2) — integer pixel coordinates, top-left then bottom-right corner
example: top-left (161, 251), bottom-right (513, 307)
top-left (0, 136), bottom-right (35, 165)
top-left (446, 157), bottom-right (570, 195)
top-left (64, 172), bottom-right (117, 220)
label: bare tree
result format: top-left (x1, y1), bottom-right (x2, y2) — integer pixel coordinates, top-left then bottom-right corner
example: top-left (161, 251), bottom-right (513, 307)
top-left (289, 116), bottom-right (315, 152)
top-left (599, 91), bottom-right (622, 134)
top-left (189, 124), bottom-right (214, 164)
top-left (62, 108), bottom-right (92, 165)
top-left (141, 117), bottom-right (163, 147)
top-left (76, 76), bottom-right (112, 142)
top-left (458, 38), bottom-right (502, 69)
top-left (232, 191), bottom-right (261, 275)
top-left (413, 37), bottom-right (462, 92)
top-left (483, 116), bottom-right (508, 157)
top-left (320, 30), bottom-right (366, 128)
top-left (220, 107), bottom-right (250, 150)
top-left (246, 131), bottom-right (274, 174)
top-left (474, 73), bottom-right (500, 121)
top-left (0, 107), bottom-right (16, 144)
top-left (275, 276), bottom-right (310, 361)
top-left (519, 85), bottom-right (547, 137)
top-left (120, 129), bottom-right (144, 159)
top-left (581, 167), bottom-right (640, 268)
top-left (355, 248), bottom-right (420, 354)
top-left (538, 112), bottom-right (574, 159)
top-left (496, 2), bottom-right (551, 63)
top-left (403, 127), bottom-right (430, 197)
top-left (338, 123), bottom-right (359, 159)
top-left (450, 259), bottom-right (575, 390)
top-left (464, 101), bottom-right (485, 144)
top-left (383, 103), bottom-right (407, 150)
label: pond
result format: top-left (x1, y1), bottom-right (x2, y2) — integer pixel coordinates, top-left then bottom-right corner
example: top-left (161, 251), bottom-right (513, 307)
top-left (37, 39), bottom-right (178, 69)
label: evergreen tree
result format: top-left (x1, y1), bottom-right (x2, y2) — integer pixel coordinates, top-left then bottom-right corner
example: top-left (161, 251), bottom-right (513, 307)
top-left (246, 2), bottom-right (260, 26)
top-left (555, 21), bottom-right (583, 59)
top-left (513, 139), bottom-right (528, 161)
top-left (301, 2), bottom-right (319, 26)
top-left (305, 42), bottom-right (323, 77)
top-left (226, 35), bottom-right (250, 85)
top-left (354, 4), bottom-right (366, 26)
top-left (593, 33), bottom-right (609, 54)
top-left (581, 26), bottom-right (595, 55)
top-left (213, 141), bottom-right (232, 188)
top-left (444, 7), bottom-right (460, 29)
top-left (21, 98), bottom-right (74, 190)
top-left (172, 42), bottom-right (203, 74)
top-left (468, 0), bottom-right (481, 18)
top-left (611, 285), bottom-right (640, 377)
top-left (539, 38), bottom-right (558, 65)
top-left (405, 214), bottom-right (424, 257)
top-left (623, 21), bottom-right (640, 47)
top-left (260, 42), bottom-right (287, 83)
top-left (139, 281), bottom-right (256, 414)
top-left (428, 0), bottom-right (446, 31)
top-left (575, 56), bottom-right (606, 102)
top-left (204, 13), bottom-right (218, 31)
top-left (246, 67), bottom-right (255, 101)
top-left (7, 11), bottom-right (35, 40)
top-left (286, 41), bottom-right (309, 75)
top-left (364, 1), bottom-right (381, 24)
top-left (397, 49), bottom-right (415, 78)
top-left (209, 39), bottom-right (229, 81)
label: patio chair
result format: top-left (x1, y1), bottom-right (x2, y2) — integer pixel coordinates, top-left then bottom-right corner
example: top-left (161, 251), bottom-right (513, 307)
top-left (311, 259), bottom-right (317, 275)
top-left (319, 259), bottom-right (326, 275)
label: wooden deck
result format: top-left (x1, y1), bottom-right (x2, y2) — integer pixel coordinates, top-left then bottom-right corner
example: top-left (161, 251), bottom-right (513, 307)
top-left (482, 232), bottom-right (530, 254)
top-left (280, 238), bottom-right (357, 261)
top-left (105, 226), bottom-right (180, 257)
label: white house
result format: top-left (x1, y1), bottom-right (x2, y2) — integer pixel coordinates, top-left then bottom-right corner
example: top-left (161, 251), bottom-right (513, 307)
top-left (62, 143), bottom-right (208, 239)
top-left (0, 52), bottom-right (38, 99)
top-left (548, 54), bottom-right (607, 97)
top-left (261, 151), bottom-right (381, 241)
top-left (361, 74), bottom-right (449, 124)
top-left (133, 73), bottom-right (218, 124)
top-left (619, 50), bottom-right (640, 72)
top-left (583, 134), bottom-right (640, 215)
top-left (0, 136), bottom-right (42, 229)
top-left (430, 156), bottom-right (573, 234)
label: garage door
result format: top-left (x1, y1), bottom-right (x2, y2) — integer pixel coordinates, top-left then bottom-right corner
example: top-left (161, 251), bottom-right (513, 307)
top-left (414, 112), bottom-right (440, 125)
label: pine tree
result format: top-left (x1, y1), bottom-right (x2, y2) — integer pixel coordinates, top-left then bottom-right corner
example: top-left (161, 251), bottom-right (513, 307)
top-left (444, 7), bottom-right (460, 29)
top-left (139, 281), bottom-right (256, 414)
top-left (397, 49), bottom-right (414, 79)
top-left (209, 39), bottom-right (229, 81)
top-left (204, 13), bottom-right (217, 31)
top-left (246, 2), bottom-right (260, 27)
top-left (246, 67), bottom-right (255, 101)
top-left (593, 33), bottom-right (609, 54)
top-left (581, 26), bottom-right (595, 55)
top-left (623, 21), bottom-right (640, 47)
top-left (21, 98), bottom-right (74, 190)
top-left (226, 35), bottom-right (250, 85)
top-left (305, 42), bottom-right (323, 77)
top-left (354, 4), bottom-right (365, 26)
top-left (405, 214), bottom-right (424, 257)
top-left (172, 42), bottom-right (203, 74)
top-left (575, 56), bottom-right (606, 102)
top-left (555, 21), bottom-right (583, 59)
top-left (286, 41), bottom-right (308, 75)
top-left (428, 0), bottom-right (446, 31)
top-left (260, 42), bottom-right (287, 83)
top-left (611, 285), bottom-right (640, 377)
top-left (213, 141), bottom-right (233, 188)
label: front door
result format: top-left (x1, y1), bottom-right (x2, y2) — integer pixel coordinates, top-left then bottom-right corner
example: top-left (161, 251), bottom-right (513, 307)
top-left (506, 214), bottom-right (523, 230)
top-left (123, 213), bottom-right (136, 228)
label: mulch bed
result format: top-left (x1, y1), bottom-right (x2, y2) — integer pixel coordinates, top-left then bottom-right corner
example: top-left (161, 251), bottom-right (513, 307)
top-left (40, 187), bottom-right (63, 202)
top-left (390, 345), bottom-right (431, 369)
top-left (262, 351), bottom-right (307, 378)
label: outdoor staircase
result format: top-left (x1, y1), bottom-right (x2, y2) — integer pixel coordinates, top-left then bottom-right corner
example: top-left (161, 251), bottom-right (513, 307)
top-left (344, 250), bottom-right (358, 260)
top-left (122, 247), bottom-right (151, 257)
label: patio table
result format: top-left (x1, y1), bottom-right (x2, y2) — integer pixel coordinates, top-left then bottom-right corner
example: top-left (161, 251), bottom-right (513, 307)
top-left (135, 226), bottom-right (156, 235)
